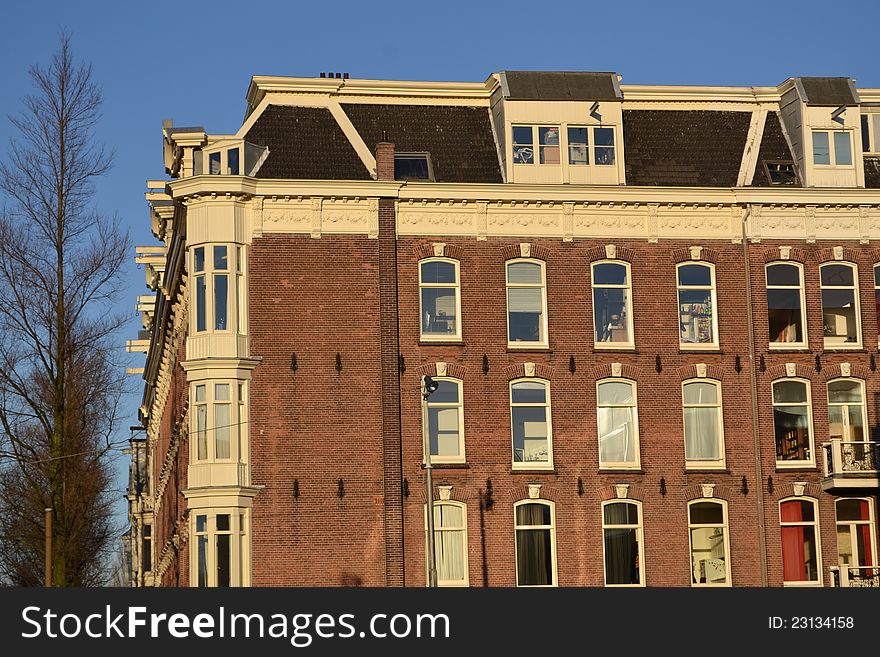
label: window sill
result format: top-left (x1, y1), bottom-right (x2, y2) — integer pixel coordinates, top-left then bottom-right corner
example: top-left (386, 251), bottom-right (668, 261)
top-left (593, 346), bottom-right (638, 354)
top-left (822, 347), bottom-right (864, 353)
top-left (510, 469), bottom-right (557, 475)
top-left (767, 346), bottom-right (810, 352)
top-left (424, 462), bottom-right (470, 470)
top-left (418, 341), bottom-right (465, 347)
top-left (507, 344), bottom-right (551, 351)
top-left (774, 463), bottom-right (818, 472)
top-left (598, 468), bottom-right (645, 474)
top-left (679, 349), bottom-right (723, 355)
top-left (685, 468), bottom-right (729, 474)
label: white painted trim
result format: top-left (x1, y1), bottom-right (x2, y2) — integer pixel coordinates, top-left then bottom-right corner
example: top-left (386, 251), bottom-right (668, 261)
top-left (738, 109), bottom-right (767, 187)
top-left (328, 101), bottom-right (377, 178)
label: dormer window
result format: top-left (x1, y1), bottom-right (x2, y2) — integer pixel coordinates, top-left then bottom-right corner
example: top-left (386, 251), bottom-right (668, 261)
top-left (512, 125), bottom-right (562, 165)
top-left (567, 126), bottom-right (616, 166)
top-left (764, 161), bottom-right (798, 185)
top-left (861, 114), bottom-right (880, 153)
top-left (394, 153), bottom-right (433, 180)
top-left (812, 130), bottom-right (852, 166)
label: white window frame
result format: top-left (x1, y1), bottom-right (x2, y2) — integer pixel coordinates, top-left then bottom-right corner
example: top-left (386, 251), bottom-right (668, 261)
top-left (765, 262), bottom-right (808, 349)
top-left (418, 257), bottom-right (462, 342)
top-left (596, 378), bottom-right (641, 470)
top-left (681, 379), bottom-right (726, 469)
top-left (591, 260), bottom-right (634, 349)
top-left (820, 262), bottom-right (862, 349)
top-left (191, 243), bottom-right (245, 336)
top-left (506, 258), bottom-right (549, 348)
top-left (424, 501), bottom-right (469, 587)
top-left (513, 499), bottom-right (558, 587)
top-left (779, 497), bottom-right (823, 587)
top-left (509, 378), bottom-right (553, 470)
top-left (676, 262), bottom-right (719, 350)
top-left (511, 124), bottom-right (561, 166)
top-left (566, 125), bottom-right (617, 167)
top-left (601, 499), bottom-right (645, 587)
top-left (190, 380), bottom-right (243, 463)
top-left (861, 114), bottom-right (880, 154)
top-left (687, 499), bottom-right (732, 587)
top-left (423, 377), bottom-right (465, 464)
top-left (834, 498), bottom-right (878, 573)
top-left (827, 377), bottom-right (868, 443)
top-left (811, 129), bottom-right (854, 168)
top-left (771, 378), bottom-right (815, 468)
top-left (190, 509), bottom-right (249, 587)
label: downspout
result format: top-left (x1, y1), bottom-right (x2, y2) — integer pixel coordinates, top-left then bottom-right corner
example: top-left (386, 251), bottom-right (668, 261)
top-left (741, 204), bottom-right (769, 586)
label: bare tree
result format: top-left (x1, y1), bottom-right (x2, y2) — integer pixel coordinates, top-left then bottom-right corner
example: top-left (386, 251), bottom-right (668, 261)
top-left (0, 34), bottom-right (129, 586)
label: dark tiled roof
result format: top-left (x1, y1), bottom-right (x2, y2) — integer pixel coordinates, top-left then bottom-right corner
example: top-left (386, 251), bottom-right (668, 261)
top-left (244, 105), bottom-right (370, 180)
top-left (501, 71), bottom-right (621, 101)
top-left (341, 104), bottom-right (503, 183)
top-left (750, 112), bottom-right (800, 186)
top-left (865, 157), bottom-right (880, 188)
top-left (797, 77), bottom-right (859, 106)
top-left (623, 110), bottom-right (751, 186)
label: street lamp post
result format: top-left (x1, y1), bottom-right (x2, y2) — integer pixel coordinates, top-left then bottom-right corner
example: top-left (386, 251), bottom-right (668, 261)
top-left (421, 375), bottom-right (439, 588)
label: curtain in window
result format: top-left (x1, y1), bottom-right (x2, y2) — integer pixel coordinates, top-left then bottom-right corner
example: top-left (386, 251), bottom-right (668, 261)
top-left (604, 528), bottom-right (639, 585)
top-left (684, 407), bottom-right (719, 460)
top-left (516, 504), bottom-right (552, 585)
top-left (781, 502), bottom-right (810, 581)
top-left (434, 505), bottom-right (465, 583)
top-left (598, 406), bottom-right (634, 463)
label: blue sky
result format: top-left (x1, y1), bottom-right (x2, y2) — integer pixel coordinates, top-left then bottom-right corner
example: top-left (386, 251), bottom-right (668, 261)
top-left (1, 0), bottom-right (878, 529)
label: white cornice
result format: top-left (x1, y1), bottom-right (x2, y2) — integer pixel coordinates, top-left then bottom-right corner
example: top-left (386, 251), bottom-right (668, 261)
top-left (619, 84), bottom-right (780, 103)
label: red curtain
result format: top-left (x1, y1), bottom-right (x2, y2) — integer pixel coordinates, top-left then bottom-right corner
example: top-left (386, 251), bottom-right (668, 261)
top-left (781, 502), bottom-right (807, 581)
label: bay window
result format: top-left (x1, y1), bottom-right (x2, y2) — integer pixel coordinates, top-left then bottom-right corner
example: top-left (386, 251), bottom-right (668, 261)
top-left (191, 380), bottom-right (247, 463)
top-left (190, 243), bottom-right (246, 335)
top-left (192, 509), bottom-right (248, 587)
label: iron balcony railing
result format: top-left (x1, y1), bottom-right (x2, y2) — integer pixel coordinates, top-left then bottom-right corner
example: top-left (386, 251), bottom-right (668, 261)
top-left (830, 565), bottom-right (880, 587)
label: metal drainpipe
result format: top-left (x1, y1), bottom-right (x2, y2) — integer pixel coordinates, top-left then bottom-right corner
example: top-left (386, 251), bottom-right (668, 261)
top-left (741, 205), bottom-right (768, 586)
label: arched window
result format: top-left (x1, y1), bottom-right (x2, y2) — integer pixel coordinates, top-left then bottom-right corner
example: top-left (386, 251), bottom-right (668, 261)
top-left (426, 501), bottom-right (468, 586)
top-left (772, 379), bottom-right (814, 465)
top-left (506, 259), bottom-right (548, 347)
top-left (780, 498), bottom-right (822, 585)
top-left (510, 379), bottom-right (552, 469)
top-left (766, 262), bottom-right (807, 347)
top-left (835, 498), bottom-right (878, 586)
top-left (424, 378), bottom-right (465, 463)
top-left (820, 262), bottom-right (861, 348)
top-left (688, 500), bottom-right (731, 586)
top-left (677, 262), bottom-right (718, 348)
top-left (592, 261), bottom-right (633, 347)
top-left (602, 500), bottom-right (644, 586)
top-left (682, 379), bottom-right (725, 468)
top-left (514, 500), bottom-right (557, 586)
top-left (419, 258), bottom-right (461, 341)
top-left (596, 379), bottom-right (640, 469)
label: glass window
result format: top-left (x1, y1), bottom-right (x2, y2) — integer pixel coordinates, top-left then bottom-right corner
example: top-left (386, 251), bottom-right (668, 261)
top-left (813, 130), bottom-right (854, 166)
top-left (677, 263), bottom-right (717, 346)
top-left (196, 515), bottom-right (208, 587)
top-left (538, 126), bottom-right (560, 164)
top-left (515, 501), bottom-right (556, 586)
top-left (214, 274), bottom-right (228, 330)
top-left (827, 379), bottom-right (866, 443)
top-left (682, 380), bottom-right (724, 467)
top-left (237, 247), bottom-right (246, 334)
top-left (214, 384), bottom-right (231, 460)
top-left (780, 499), bottom-right (821, 584)
top-left (689, 501), bottom-right (730, 586)
top-left (216, 514), bottom-right (231, 588)
top-left (194, 247), bottom-right (206, 333)
top-left (194, 246), bottom-right (205, 273)
top-left (772, 380), bottom-right (813, 464)
top-left (568, 127), bottom-right (588, 165)
top-left (820, 263), bottom-right (860, 347)
top-left (512, 126), bottom-right (534, 165)
top-left (510, 380), bottom-right (552, 469)
top-left (835, 499), bottom-right (877, 585)
top-left (209, 151), bottom-right (221, 175)
top-left (214, 246), bottom-right (228, 270)
top-left (834, 131), bottom-right (853, 166)
top-left (597, 380), bottom-right (640, 468)
top-left (592, 261), bottom-right (633, 346)
top-left (195, 384), bottom-right (207, 461)
top-left (603, 501), bottom-right (643, 586)
top-left (593, 127), bottom-right (615, 165)
top-left (862, 115), bottom-right (871, 152)
top-left (506, 260), bottom-right (547, 346)
top-left (766, 263), bottom-right (806, 346)
top-left (419, 259), bottom-right (460, 340)
top-left (394, 154), bottom-right (432, 180)
top-left (425, 379), bottom-right (464, 462)
top-left (428, 502), bottom-right (468, 586)
top-left (142, 524), bottom-right (152, 573)
top-left (227, 148), bottom-right (240, 175)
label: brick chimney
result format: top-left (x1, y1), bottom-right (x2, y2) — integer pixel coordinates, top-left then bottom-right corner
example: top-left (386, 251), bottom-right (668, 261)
top-left (376, 141), bottom-right (395, 180)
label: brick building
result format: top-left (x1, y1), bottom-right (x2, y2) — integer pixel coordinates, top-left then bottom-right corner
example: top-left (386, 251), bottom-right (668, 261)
top-left (126, 71), bottom-right (879, 588)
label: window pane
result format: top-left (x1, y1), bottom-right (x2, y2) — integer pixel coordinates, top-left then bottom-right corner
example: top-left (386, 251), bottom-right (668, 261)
top-left (834, 132), bottom-right (852, 165)
top-left (568, 127), bottom-right (588, 145)
top-left (593, 262), bottom-right (627, 285)
top-left (828, 380), bottom-right (862, 403)
top-left (821, 264), bottom-right (854, 286)
top-left (875, 266), bottom-right (880, 288)
top-left (684, 407), bottom-right (720, 460)
top-left (395, 155), bottom-right (431, 180)
top-left (512, 406), bottom-right (549, 463)
top-left (862, 115), bottom-right (871, 152)
top-left (421, 288), bottom-right (457, 336)
top-left (214, 274), bottom-right (228, 330)
top-left (214, 403), bottom-right (230, 459)
top-left (813, 131), bottom-right (830, 165)
top-left (511, 381), bottom-right (547, 404)
top-left (847, 405), bottom-right (865, 440)
top-left (538, 127), bottom-right (560, 165)
top-left (194, 247), bottom-right (205, 273)
top-left (512, 126), bottom-right (534, 164)
top-left (768, 289), bottom-right (803, 343)
top-left (874, 116), bottom-right (880, 152)
top-left (594, 127), bottom-right (615, 146)
top-left (594, 287), bottom-right (630, 343)
top-left (215, 383), bottom-right (230, 401)
top-left (594, 128), bottom-right (615, 165)
top-left (512, 126), bottom-right (533, 145)
top-left (195, 384), bottom-right (206, 402)
top-left (782, 525), bottom-right (819, 581)
top-left (197, 405), bottom-right (207, 460)
top-left (821, 290), bottom-right (857, 343)
top-left (209, 151), bottom-right (221, 174)
top-left (435, 504), bottom-right (463, 528)
top-left (598, 406), bottom-right (637, 464)
top-left (507, 262), bottom-right (543, 284)
top-left (775, 405), bottom-right (811, 461)
top-left (603, 502), bottom-right (639, 525)
top-left (508, 296), bottom-right (544, 342)
top-left (421, 260), bottom-right (456, 284)
top-left (604, 527), bottom-right (639, 585)
top-left (690, 502), bottom-right (724, 525)
top-left (766, 263), bottom-right (800, 286)
top-left (227, 148), bottom-right (240, 175)
top-left (837, 498), bottom-right (870, 522)
top-left (429, 407), bottom-right (460, 457)
top-left (197, 535), bottom-right (208, 586)
top-left (678, 264), bottom-right (711, 286)
top-left (516, 503), bottom-right (551, 526)
top-left (782, 500), bottom-right (815, 522)
top-left (690, 527), bottom-right (727, 583)
top-left (568, 127), bottom-right (588, 165)
top-left (598, 381), bottom-right (634, 405)
top-left (214, 245), bottom-right (228, 270)
top-left (216, 534), bottom-right (230, 587)
top-left (516, 528), bottom-right (553, 585)
top-left (430, 380), bottom-right (460, 403)
top-left (435, 526), bottom-right (466, 582)
top-left (684, 382), bottom-right (718, 404)
top-left (195, 276), bottom-right (206, 332)
top-left (216, 514), bottom-right (230, 531)
top-left (679, 290), bottom-right (714, 343)
top-left (773, 381), bottom-right (807, 404)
